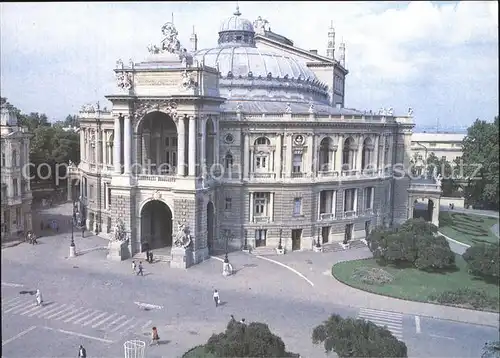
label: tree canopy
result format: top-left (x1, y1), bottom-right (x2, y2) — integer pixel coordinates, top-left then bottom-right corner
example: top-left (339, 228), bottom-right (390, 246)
top-left (312, 314), bottom-right (407, 357)
top-left (2, 97), bottom-right (80, 184)
top-left (461, 117), bottom-right (499, 209)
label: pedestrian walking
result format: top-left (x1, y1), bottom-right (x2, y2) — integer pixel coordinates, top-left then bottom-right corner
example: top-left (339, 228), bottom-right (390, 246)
top-left (137, 261), bottom-right (144, 276)
top-left (78, 344), bottom-right (87, 358)
top-left (35, 289), bottom-right (43, 306)
top-left (132, 260), bottom-right (137, 274)
top-left (148, 251), bottom-right (154, 263)
top-left (150, 326), bottom-right (160, 346)
top-left (213, 289), bottom-right (220, 307)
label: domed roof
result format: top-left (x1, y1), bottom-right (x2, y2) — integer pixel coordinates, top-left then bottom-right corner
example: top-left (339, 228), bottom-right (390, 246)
top-left (219, 6), bottom-right (254, 33)
top-left (195, 46), bottom-right (317, 80)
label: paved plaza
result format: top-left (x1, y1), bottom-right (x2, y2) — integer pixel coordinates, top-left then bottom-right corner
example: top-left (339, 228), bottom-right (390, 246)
top-left (1, 203), bottom-right (499, 357)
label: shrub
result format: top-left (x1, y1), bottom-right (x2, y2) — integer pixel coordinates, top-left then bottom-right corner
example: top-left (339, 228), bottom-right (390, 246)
top-left (367, 219), bottom-right (455, 271)
top-left (462, 243), bottom-right (500, 279)
top-left (351, 267), bottom-right (394, 285)
top-left (312, 314), bottom-right (407, 357)
top-left (197, 318), bottom-right (299, 358)
top-left (429, 288), bottom-right (499, 311)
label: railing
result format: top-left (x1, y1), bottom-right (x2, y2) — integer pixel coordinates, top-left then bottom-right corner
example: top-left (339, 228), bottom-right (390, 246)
top-left (250, 172), bottom-right (276, 179)
top-left (319, 212), bottom-right (335, 221)
top-left (291, 172), bottom-right (306, 178)
top-left (341, 169), bottom-right (359, 177)
top-left (338, 210), bottom-right (357, 219)
top-left (253, 216), bottom-right (270, 224)
top-left (318, 171), bottom-right (339, 177)
top-left (136, 175), bottom-right (176, 183)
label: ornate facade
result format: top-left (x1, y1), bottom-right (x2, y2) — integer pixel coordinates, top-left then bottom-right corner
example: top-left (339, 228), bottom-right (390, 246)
top-left (73, 8), bottom-right (415, 266)
top-left (1, 104), bottom-right (33, 240)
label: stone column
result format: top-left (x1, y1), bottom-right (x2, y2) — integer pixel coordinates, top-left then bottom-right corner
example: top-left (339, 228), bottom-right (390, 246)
top-left (177, 116), bottom-right (186, 176)
top-left (270, 150), bottom-right (274, 174)
top-left (356, 135), bottom-right (363, 171)
top-left (188, 116), bottom-right (196, 176)
top-left (243, 133), bottom-right (250, 179)
top-left (381, 135), bottom-right (387, 166)
top-left (317, 192), bottom-right (321, 220)
top-left (269, 192), bottom-right (274, 221)
top-left (306, 134), bottom-right (313, 176)
top-left (200, 116), bottom-right (206, 176)
top-left (275, 134), bottom-right (282, 179)
top-left (155, 135), bottom-right (161, 171)
top-left (67, 180), bottom-right (72, 202)
top-left (249, 192), bottom-right (254, 222)
top-left (285, 134), bottom-right (293, 177)
top-left (249, 149), bottom-right (254, 175)
top-left (373, 135), bottom-right (379, 170)
top-left (80, 129), bottom-right (85, 162)
top-left (124, 115), bottom-right (131, 174)
top-left (113, 116), bottom-right (122, 173)
top-left (96, 129), bottom-right (102, 167)
top-left (387, 136), bottom-right (393, 166)
top-left (213, 117), bottom-right (220, 165)
top-left (336, 135), bottom-right (344, 172)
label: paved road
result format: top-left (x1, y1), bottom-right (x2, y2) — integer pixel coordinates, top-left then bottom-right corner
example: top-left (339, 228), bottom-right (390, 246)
top-left (2, 243), bottom-right (498, 357)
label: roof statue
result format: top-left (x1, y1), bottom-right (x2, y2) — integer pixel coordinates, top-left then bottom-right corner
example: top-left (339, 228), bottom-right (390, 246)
top-left (408, 107), bottom-right (414, 116)
top-left (148, 22), bottom-right (181, 55)
top-left (253, 16), bottom-right (270, 35)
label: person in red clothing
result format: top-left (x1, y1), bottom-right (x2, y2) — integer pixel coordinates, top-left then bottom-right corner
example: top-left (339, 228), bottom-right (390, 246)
top-left (150, 326), bottom-right (160, 346)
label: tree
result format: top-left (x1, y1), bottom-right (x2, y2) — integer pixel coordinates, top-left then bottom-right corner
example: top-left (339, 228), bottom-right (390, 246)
top-left (53, 114), bottom-right (80, 128)
top-left (367, 218), bottom-right (455, 271)
top-left (185, 318), bottom-right (299, 357)
top-left (312, 314), bottom-right (407, 357)
top-left (462, 243), bottom-right (500, 279)
top-left (461, 117), bottom-right (499, 209)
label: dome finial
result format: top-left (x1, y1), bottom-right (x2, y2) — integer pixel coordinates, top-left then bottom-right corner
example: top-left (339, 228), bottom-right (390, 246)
top-left (234, 2), bottom-right (241, 16)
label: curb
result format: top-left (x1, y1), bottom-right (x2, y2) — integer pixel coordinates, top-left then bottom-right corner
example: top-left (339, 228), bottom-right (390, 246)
top-left (331, 261), bottom-right (499, 327)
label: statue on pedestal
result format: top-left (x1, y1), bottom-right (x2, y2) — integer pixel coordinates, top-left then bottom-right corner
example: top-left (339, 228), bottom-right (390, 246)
top-left (112, 219), bottom-right (127, 242)
top-left (174, 222), bottom-right (192, 249)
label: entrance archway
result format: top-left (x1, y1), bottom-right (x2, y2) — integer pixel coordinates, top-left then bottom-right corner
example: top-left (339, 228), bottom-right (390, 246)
top-left (411, 197), bottom-right (439, 227)
top-left (140, 200), bottom-right (173, 251)
top-left (207, 201), bottom-right (215, 254)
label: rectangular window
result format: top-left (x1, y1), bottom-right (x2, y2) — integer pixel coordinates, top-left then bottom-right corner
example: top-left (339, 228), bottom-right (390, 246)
top-left (292, 153), bottom-right (302, 173)
top-left (12, 179), bottom-right (18, 196)
top-left (225, 197), bottom-right (232, 211)
top-left (1, 186), bottom-right (7, 198)
top-left (89, 185), bottom-right (94, 200)
top-left (164, 137), bottom-right (169, 146)
top-left (172, 137), bottom-right (178, 146)
top-left (12, 150), bottom-right (17, 167)
top-left (364, 187), bottom-right (373, 209)
top-left (293, 197), bottom-right (302, 216)
top-left (256, 156), bottom-right (267, 169)
top-left (254, 193), bottom-right (266, 215)
top-left (1, 152), bottom-right (5, 167)
top-left (344, 188), bottom-right (355, 212)
top-left (107, 187), bottom-right (112, 207)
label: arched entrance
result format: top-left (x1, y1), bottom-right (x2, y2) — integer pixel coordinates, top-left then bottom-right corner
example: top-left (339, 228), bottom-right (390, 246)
top-left (207, 201), bottom-right (215, 254)
top-left (410, 197), bottom-right (439, 227)
top-left (140, 200), bottom-right (173, 251)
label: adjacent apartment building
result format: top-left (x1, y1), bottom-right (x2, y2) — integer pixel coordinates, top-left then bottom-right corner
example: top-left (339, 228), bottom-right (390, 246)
top-left (1, 103), bottom-right (33, 241)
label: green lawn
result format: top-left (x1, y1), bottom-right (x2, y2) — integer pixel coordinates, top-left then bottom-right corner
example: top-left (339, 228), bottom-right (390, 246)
top-left (332, 255), bottom-right (499, 312)
top-left (439, 212), bottom-right (499, 246)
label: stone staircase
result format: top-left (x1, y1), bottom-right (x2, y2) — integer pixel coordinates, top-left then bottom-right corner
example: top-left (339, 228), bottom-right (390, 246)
top-left (251, 246), bottom-right (278, 256)
top-left (322, 239), bottom-right (367, 253)
top-left (132, 251), bottom-right (172, 263)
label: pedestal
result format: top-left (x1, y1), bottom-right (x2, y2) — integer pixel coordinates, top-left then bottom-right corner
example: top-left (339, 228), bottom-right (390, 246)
top-left (107, 240), bottom-right (130, 261)
top-left (222, 262), bottom-right (233, 276)
top-left (313, 245), bottom-right (323, 253)
top-left (171, 247), bottom-right (192, 269)
top-left (275, 248), bottom-right (285, 255)
top-left (69, 245), bottom-right (76, 258)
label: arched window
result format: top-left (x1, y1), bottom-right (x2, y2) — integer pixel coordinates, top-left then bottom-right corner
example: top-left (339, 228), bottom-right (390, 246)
top-left (319, 137), bottom-right (333, 172)
top-left (255, 137), bottom-right (270, 146)
top-left (224, 153), bottom-right (233, 169)
top-left (12, 149), bottom-right (17, 167)
top-left (361, 137), bottom-right (372, 169)
top-left (342, 137), bottom-right (355, 170)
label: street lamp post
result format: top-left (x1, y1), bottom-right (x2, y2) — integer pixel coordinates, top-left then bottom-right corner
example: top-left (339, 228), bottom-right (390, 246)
top-left (69, 202), bottom-right (76, 257)
top-left (243, 229), bottom-right (248, 251)
top-left (95, 105), bottom-right (102, 235)
top-left (222, 229), bottom-right (233, 276)
top-left (224, 232), bottom-right (229, 264)
top-left (278, 228), bottom-right (283, 250)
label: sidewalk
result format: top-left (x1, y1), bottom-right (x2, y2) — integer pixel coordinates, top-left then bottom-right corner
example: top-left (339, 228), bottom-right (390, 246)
top-left (258, 248), bottom-right (500, 328)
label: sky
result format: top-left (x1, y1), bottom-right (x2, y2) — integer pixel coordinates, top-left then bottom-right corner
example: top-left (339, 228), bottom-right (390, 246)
top-left (1, 1), bottom-right (498, 129)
